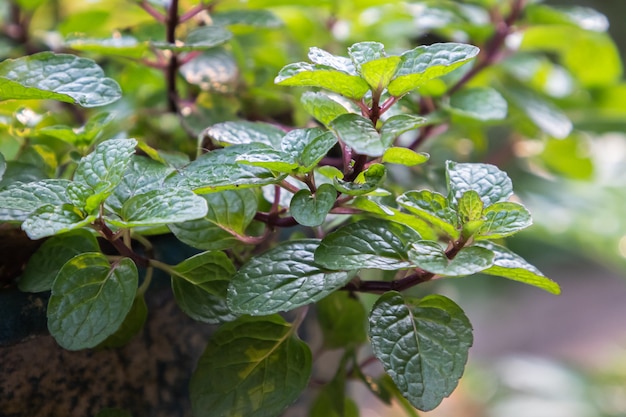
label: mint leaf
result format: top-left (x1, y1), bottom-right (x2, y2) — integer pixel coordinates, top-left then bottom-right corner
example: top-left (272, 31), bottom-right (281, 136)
top-left (18, 229), bottom-right (100, 293)
top-left (180, 48), bottom-right (238, 93)
top-left (369, 292), bottom-right (473, 411)
top-left (281, 128), bottom-right (337, 172)
top-left (316, 291), bottom-right (367, 349)
top-left (228, 239), bottom-right (353, 315)
top-left (457, 190), bottom-right (484, 223)
top-left (66, 36), bottom-right (149, 59)
top-left (382, 148), bottom-right (429, 166)
top-left (308, 47), bottom-right (357, 74)
top-left (290, 183), bottom-right (336, 227)
top-left (387, 43), bottom-right (479, 96)
top-left (408, 241), bottom-right (494, 276)
top-left (168, 221), bottom-right (240, 251)
top-left (153, 26), bottom-right (232, 52)
top-left (361, 57), bottom-right (401, 92)
top-left (446, 161), bottom-right (513, 206)
top-left (333, 163), bottom-right (386, 195)
top-left (348, 41), bottom-right (386, 69)
top-left (275, 62), bottom-right (369, 100)
top-left (0, 52), bottom-right (122, 107)
top-left (74, 138), bottom-right (137, 194)
top-left (397, 190), bottom-right (459, 239)
top-left (203, 121), bottom-right (285, 149)
top-left (475, 202), bottom-right (532, 239)
top-left (448, 87), bottom-right (507, 121)
top-left (203, 189), bottom-right (258, 235)
top-left (190, 315), bottom-right (311, 417)
top-left (211, 9), bottom-right (283, 28)
top-left (300, 91), bottom-right (350, 126)
top-left (47, 254), bottom-right (138, 350)
top-left (98, 293), bottom-right (147, 348)
top-left (331, 113), bottom-right (383, 157)
top-left (235, 145), bottom-right (299, 173)
top-left (0, 179), bottom-right (73, 214)
top-left (475, 241), bottom-right (561, 294)
top-left (108, 188), bottom-right (208, 227)
top-left (380, 114), bottom-right (428, 147)
top-left (506, 87), bottom-right (572, 139)
top-left (315, 219), bottom-right (420, 270)
top-left (22, 204), bottom-right (96, 240)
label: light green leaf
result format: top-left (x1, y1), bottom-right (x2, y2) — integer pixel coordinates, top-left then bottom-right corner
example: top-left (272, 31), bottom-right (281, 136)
top-left (361, 57), bottom-right (402, 91)
top-left (505, 87), bottom-right (572, 139)
top-left (316, 291), bottom-right (367, 349)
top-left (171, 251), bottom-right (237, 323)
top-left (408, 241), bottom-right (494, 276)
top-left (308, 47), bottom-right (357, 74)
top-left (22, 204), bottom-right (96, 240)
top-left (275, 62), bottom-right (369, 100)
top-left (202, 120), bottom-right (285, 149)
top-left (18, 229), bottom-right (100, 293)
top-left (382, 148), bottom-right (429, 166)
top-left (380, 114), bottom-right (428, 147)
top-left (387, 43), bottom-right (480, 96)
top-left (108, 188), bottom-right (208, 227)
top-left (167, 145), bottom-right (282, 193)
top-left (66, 36), bottom-right (149, 59)
top-left (475, 202), bottom-right (532, 239)
top-left (457, 190), bottom-right (483, 223)
top-left (525, 4), bottom-right (609, 32)
top-left (448, 87), bottom-right (507, 121)
top-left (315, 219), bottom-right (420, 270)
top-left (228, 239), bottom-right (353, 315)
top-left (211, 9), bottom-right (283, 27)
top-left (236, 145), bottom-right (299, 173)
top-left (190, 315), bottom-right (312, 417)
top-left (47, 254), bottom-right (138, 350)
top-left (334, 163), bottom-right (386, 195)
top-left (98, 294), bottom-right (147, 348)
top-left (397, 190), bottom-right (459, 239)
top-left (290, 183), bottom-right (336, 227)
top-left (369, 292), bottom-right (473, 411)
top-left (446, 161), bottom-right (513, 206)
top-left (348, 41), bottom-right (387, 69)
top-left (475, 241), bottom-right (561, 294)
top-left (0, 52), bottom-right (122, 107)
top-left (74, 138), bottom-right (137, 194)
top-left (153, 26), bottom-right (232, 52)
top-left (330, 113), bottom-right (383, 157)
top-left (300, 91), bottom-right (350, 126)
top-left (540, 135), bottom-right (593, 180)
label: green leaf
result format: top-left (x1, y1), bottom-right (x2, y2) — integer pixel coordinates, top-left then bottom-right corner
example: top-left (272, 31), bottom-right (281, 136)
top-left (168, 220), bottom-right (240, 251)
top-left (382, 148), bottom-right (429, 166)
top-left (98, 294), bottom-right (147, 348)
top-left (0, 152), bottom-right (5, 180)
top-left (380, 114), bottom-right (428, 147)
top-left (66, 36), bottom-right (149, 59)
top-left (202, 121), bottom-right (285, 149)
top-left (475, 241), bottom-right (561, 294)
top-left (167, 145), bottom-right (282, 193)
top-left (47, 254), bottom-right (138, 350)
top-left (180, 48), bottom-right (238, 93)
top-left (448, 87), bottom-right (507, 121)
top-left (18, 229), bottom-right (100, 293)
top-left (397, 190), bottom-right (459, 239)
top-left (540, 135), bottom-right (593, 180)
top-left (228, 239), bottom-right (353, 315)
top-left (171, 251), bottom-right (237, 323)
top-left (457, 190), bottom-right (484, 223)
top-left (0, 52), bottom-right (122, 107)
top-left (369, 292), bottom-right (473, 411)
top-left (190, 314), bottom-right (312, 417)
top-left (315, 219), bottom-right (420, 270)
top-left (475, 202), bottom-right (532, 239)
top-left (0, 179), bottom-right (73, 214)
top-left (300, 92), bottom-right (350, 126)
top-left (235, 145), bottom-right (299, 173)
top-left (22, 204), bottom-right (96, 240)
top-left (330, 113), bottom-right (384, 157)
top-left (525, 4), bottom-right (609, 32)
top-left (348, 41), bottom-right (387, 69)
top-left (211, 9), bottom-right (283, 28)
top-left (316, 291), bottom-right (367, 349)
top-left (361, 57), bottom-right (402, 91)
top-left (408, 241), bottom-right (494, 276)
top-left (275, 62), bottom-right (370, 100)
top-left (281, 128), bottom-right (337, 172)
top-left (333, 163), bottom-right (386, 195)
top-left (74, 138), bottom-right (138, 194)
top-left (290, 183), bottom-right (336, 227)
top-left (108, 188), bottom-right (208, 228)
top-left (308, 47), bottom-right (357, 74)
top-left (153, 26), bottom-right (232, 52)
top-left (387, 43), bottom-right (480, 96)
top-left (310, 379), bottom-right (359, 417)
top-left (203, 189), bottom-right (258, 235)
top-left (505, 87), bottom-right (572, 139)
top-left (446, 161), bottom-right (513, 206)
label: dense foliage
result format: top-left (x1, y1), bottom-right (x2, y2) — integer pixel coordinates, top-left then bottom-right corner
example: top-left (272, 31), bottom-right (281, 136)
top-left (0, 0), bottom-right (623, 416)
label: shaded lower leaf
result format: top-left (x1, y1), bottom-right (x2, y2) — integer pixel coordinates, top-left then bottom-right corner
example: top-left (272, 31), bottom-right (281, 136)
top-left (190, 314), bottom-right (312, 417)
top-left (98, 293), bottom-right (147, 348)
top-left (333, 163), bottom-right (386, 196)
top-left (316, 291), bottom-right (367, 349)
top-left (228, 239), bottom-right (353, 315)
top-left (397, 190), bottom-right (458, 239)
top-left (369, 292), bottom-right (473, 411)
top-left (380, 114), bottom-right (428, 147)
top-left (47, 254), bottom-right (138, 350)
top-left (290, 183), bottom-right (336, 227)
top-left (168, 219), bottom-right (241, 251)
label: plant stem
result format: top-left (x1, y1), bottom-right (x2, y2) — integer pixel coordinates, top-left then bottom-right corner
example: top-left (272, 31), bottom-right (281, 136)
top-left (93, 220), bottom-right (150, 268)
top-left (139, 0), bottom-right (166, 22)
top-left (165, 0), bottom-right (180, 113)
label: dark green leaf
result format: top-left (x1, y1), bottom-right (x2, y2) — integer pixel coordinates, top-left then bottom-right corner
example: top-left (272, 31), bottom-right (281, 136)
top-left (475, 202), bottom-right (532, 239)
top-left (0, 52), bottom-right (122, 107)
top-left (408, 241), bottom-right (494, 276)
top-left (388, 43), bottom-right (480, 96)
top-left (228, 239), bottom-right (353, 315)
top-left (281, 128), bottom-right (337, 172)
top-left (290, 183), bottom-right (336, 227)
top-left (333, 163), bottom-right (386, 195)
top-left (330, 113), bottom-right (384, 157)
top-left (316, 291), bottom-right (367, 349)
top-left (47, 254), bottom-right (138, 350)
top-left (380, 114), bottom-right (428, 147)
top-left (310, 382), bottom-right (359, 417)
top-left (74, 138), bottom-right (137, 194)
top-left (190, 315), bottom-right (312, 417)
top-left (22, 204), bottom-right (96, 240)
top-left (315, 219), bottom-right (420, 270)
top-left (18, 229), bottom-right (100, 293)
top-left (211, 9), bottom-right (283, 27)
top-left (300, 91), bottom-right (350, 126)
top-left (448, 87), bottom-right (507, 121)
top-left (168, 220), bottom-right (240, 251)
top-left (475, 241), bottom-right (561, 294)
top-left (275, 63), bottom-right (369, 100)
top-left (397, 190), bottom-right (459, 238)
top-left (446, 161), bottom-right (513, 206)
top-left (382, 148), bottom-right (429, 166)
top-left (98, 294), bottom-right (147, 348)
top-left (235, 145), bottom-right (299, 173)
top-left (0, 179), bottom-right (73, 214)
top-left (173, 279), bottom-right (236, 324)
top-left (203, 189), bottom-right (258, 235)
top-left (202, 121), bottom-right (285, 149)
top-left (369, 292), bottom-right (473, 411)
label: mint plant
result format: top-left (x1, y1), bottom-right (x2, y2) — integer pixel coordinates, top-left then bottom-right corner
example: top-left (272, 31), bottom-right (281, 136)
top-left (1, 0), bottom-right (621, 416)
